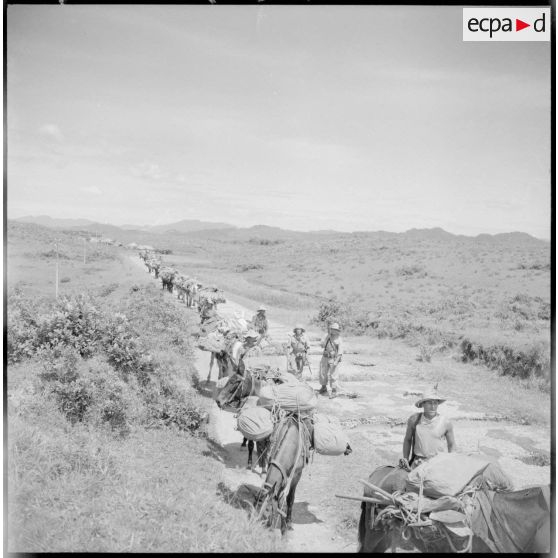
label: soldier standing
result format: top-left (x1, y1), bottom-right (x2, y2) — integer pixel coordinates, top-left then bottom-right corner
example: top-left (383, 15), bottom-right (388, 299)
top-left (288, 324), bottom-right (310, 379)
top-left (251, 305), bottom-right (269, 340)
top-left (318, 322), bottom-right (343, 398)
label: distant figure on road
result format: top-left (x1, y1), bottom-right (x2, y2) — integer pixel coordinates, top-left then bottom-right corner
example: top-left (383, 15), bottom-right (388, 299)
top-left (288, 324), bottom-right (310, 379)
top-left (399, 391), bottom-right (456, 471)
top-left (318, 322), bottom-right (343, 398)
top-left (251, 305), bottom-right (269, 340)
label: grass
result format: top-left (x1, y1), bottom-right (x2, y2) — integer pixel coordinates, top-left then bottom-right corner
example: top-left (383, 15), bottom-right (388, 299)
top-left (7, 222), bottom-right (279, 551)
top-left (8, 394), bottom-right (278, 552)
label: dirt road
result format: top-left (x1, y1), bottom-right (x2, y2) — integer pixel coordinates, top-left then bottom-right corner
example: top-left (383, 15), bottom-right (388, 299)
top-left (132, 256), bottom-right (551, 552)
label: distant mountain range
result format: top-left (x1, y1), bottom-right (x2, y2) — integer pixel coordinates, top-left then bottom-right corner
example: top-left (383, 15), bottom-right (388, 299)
top-left (11, 215), bottom-right (548, 243)
top-left (14, 216), bottom-right (237, 234)
top-left (15, 215), bottom-right (98, 228)
top-left (121, 219), bottom-right (237, 233)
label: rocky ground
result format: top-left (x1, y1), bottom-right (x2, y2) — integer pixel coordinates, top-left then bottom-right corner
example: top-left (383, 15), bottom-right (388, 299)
top-left (195, 295), bottom-right (550, 553)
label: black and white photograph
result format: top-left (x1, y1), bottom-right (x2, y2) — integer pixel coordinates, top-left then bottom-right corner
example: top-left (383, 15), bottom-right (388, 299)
top-left (5, 3), bottom-right (553, 553)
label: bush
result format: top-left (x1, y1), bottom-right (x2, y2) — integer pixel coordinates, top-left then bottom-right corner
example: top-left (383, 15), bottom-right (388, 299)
top-left (34, 295), bottom-right (102, 358)
top-left (396, 265), bottom-right (427, 278)
top-left (141, 355), bottom-right (207, 433)
top-left (235, 263), bottom-right (264, 272)
top-left (8, 287), bottom-right (205, 435)
top-left (460, 338), bottom-right (550, 383)
top-left (7, 290), bottom-right (40, 363)
top-left (97, 282), bottom-right (119, 297)
top-left (248, 238), bottom-right (284, 245)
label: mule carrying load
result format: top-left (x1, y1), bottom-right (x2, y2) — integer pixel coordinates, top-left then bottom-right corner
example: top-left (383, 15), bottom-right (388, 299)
top-left (197, 286), bottom-right (227, 307)
top-left (215, 365), bottom-right (353, 535)
top-left (354, 452), bottom-right (550, 553)
top-left (197, 316), bottom-right (250, 352)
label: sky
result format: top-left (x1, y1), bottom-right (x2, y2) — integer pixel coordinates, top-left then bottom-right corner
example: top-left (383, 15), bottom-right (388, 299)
top-left (7, 5), bottom-right (551, 237)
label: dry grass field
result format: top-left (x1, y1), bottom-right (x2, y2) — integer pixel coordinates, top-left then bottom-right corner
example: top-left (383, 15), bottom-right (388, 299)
top-left (157, 226), bottom-right (551, 389)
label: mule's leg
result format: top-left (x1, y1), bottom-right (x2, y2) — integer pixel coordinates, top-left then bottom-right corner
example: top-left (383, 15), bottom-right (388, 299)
top-left (257, 465), bottom-right (283, 530)
top-left (247, 440), bottom-right (254, 470)
top-left (284, 469), bottom-right (302, 533)
top-left (257, 439), bottom-right (269, 475)
top-left (241, 437), bottom-right (247, 448)
top-left (206, 353), bottom-right (215, 383)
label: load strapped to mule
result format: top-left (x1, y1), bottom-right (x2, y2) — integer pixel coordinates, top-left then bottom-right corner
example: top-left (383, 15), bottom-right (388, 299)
top-left (197, 286), bottom-right (226, 306)
top-left (352, 452), bottom-right (550, 553)
top-left (198, 315), bottom-right (249, 351)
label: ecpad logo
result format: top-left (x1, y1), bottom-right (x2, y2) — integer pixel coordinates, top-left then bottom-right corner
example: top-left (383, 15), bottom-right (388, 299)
top-left (463, 8), bottom-right (550, 42)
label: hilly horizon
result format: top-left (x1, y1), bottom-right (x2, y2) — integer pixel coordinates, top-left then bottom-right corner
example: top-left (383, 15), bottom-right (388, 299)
top-left (11, 215), bottom-right (549, 243)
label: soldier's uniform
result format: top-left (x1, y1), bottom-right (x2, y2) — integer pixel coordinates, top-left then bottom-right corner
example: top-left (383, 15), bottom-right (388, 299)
top-left (319, 324), bottom-right (343, 394)
top-left (252, 308), bottom-right (269, 337)
top-left (289, 330), bottom-right (310, 378)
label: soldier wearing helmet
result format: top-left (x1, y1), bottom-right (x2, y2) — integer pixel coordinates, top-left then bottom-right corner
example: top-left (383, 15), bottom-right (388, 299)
top-left (318, 322), bottom-right (343, 398)
top-left (251, 305), bottom-right (269, 339)
top-left (288, 324), bottom-right (310, 379)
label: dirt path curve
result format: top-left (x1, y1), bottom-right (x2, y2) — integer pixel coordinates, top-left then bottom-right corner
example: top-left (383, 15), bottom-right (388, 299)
top-left (130, 255), bottom-right (550, 553)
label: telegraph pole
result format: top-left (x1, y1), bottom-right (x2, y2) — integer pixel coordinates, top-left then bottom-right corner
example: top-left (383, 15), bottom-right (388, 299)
top-left (55, 240), bottom-right (59, 299)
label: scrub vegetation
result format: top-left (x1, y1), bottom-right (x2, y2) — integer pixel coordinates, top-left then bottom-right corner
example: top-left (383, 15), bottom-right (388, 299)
top-left (7, 222), bottom-right (278, 552)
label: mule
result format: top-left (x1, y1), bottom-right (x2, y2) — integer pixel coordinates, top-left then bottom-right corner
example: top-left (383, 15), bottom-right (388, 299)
top-left (215, 369), bottom-right (271, 473)
top-left (357, 465), bottom-right (551, 553)
top-left (207, 350), bottom-right (236, 385)
top-left (186, 282), bottom-right (200, 308)
top-left (256, 413), bottom-right (314, 535)
top-left (160, 268), bottom-right (177, 293)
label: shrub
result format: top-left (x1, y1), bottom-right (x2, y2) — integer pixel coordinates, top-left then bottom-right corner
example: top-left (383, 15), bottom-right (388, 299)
top-left (460, 338), bottom-right (550, 383)
top-left (8, 287), bottom-right (205, 435)
top-left (396, 265), bottom-right (427, 278)
top-left (248, 238), bottom-right (284, 245)
top-left (34, 295), bottom-right (102, 358)
top-left (235, 263), bottom-right (264, 272)
top-left (97, 282), bottom-right (119, 297)
top-left (38, 345), bottom-right (82, 384)
top-left (102, 313), bottom-right (151, 383)
top-left (7, 290), bottom-right (40, 363)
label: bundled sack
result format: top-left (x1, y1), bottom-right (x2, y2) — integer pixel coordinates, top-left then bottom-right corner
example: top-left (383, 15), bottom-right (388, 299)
top-left (406, 453), bottom-right (492, 499)
top-left (466, 452), bottom-right (514, 492)
top-left (237, 406), bottom-right (274, 441)
top-left (200, 316), bottom-right (223, 335)
top-left (313, 414), bottom-right (350, 456)
top-left (197, 331), bottom-right (226, 353)
top-left (222, 317), bottom-right (248, 334)
top-left (212, 375), bottom-right (233, 401)
top-left (257, 382), bottom-right (317, 412)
